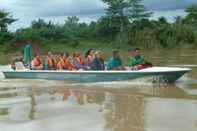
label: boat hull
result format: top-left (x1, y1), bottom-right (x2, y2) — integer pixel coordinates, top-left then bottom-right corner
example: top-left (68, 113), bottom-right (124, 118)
top-left (2, 67), bottom-right (191, 83)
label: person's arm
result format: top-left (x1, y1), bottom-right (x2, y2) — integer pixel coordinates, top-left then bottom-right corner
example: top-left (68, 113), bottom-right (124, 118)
top-left (91, 59), bottom-right (98, 70)
top-left (107, 59), bottom-right (113, 70)
top-left (119, 59), bottom-right (123, 68)
top-left (39, 63), bottom-right (44, 70)
top-left (119, 59), bottom-right (126, 70)
top-left (31, 60), bottom-right (35, 69)
top-left (11, 61), bottom-right (16, 70)
top-left (128, 57), bottom-right (132, 67)
top-left (141, 56), bottom-right (145, 64)
top-left (136, 56), bottom-right (145, 65)
top-left (119, 59), bottom-right (122, 66)
top-left (101, 60), bottom-right (105, 70)
top-left (133, 56), bottom-right (145, 66)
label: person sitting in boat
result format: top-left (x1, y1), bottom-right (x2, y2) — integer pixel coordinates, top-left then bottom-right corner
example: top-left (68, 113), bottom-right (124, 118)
top-left (11, 56), bottom-right (26, 70)
top-left (64, 56), bottom-right (76, 71)
top-left (57, 53), bottom-right (68, 70)
top-left (73, 52), bottom-right (86, 70)
top-left (128, 48), bottom-right (152, 70)
top-left (44, 52), bottom-right (56, 70)
top-left (31, 53), bottom-right (43, 70)
top-left (85, 49), bottom-right (95, 69)
top-left (107, 50), bottom-right (124, 70)
top-left (91, 51), bottom-right (105, 70)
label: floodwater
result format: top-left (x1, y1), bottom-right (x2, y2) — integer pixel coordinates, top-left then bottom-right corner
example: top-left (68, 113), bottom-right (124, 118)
top-left (0, 48), bottom-right (197, 131)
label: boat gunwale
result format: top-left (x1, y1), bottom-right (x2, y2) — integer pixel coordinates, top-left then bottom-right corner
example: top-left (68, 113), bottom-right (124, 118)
top-left (2, 67), bottom-right (191, 74)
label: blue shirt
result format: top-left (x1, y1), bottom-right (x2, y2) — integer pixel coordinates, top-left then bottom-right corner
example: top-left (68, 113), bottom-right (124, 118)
top-left (91, 58), bottom-right (105, 70)
top-left (107, 57), bottom-right (122, 70)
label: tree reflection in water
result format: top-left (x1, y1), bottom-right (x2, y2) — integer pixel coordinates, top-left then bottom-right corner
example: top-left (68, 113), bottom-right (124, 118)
top-left (102, 92), bottom-right (144, 131)
top-left (26, 83), bottom-right (194, 130)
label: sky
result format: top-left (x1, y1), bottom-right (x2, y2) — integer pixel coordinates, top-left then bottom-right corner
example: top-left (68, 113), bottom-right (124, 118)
top-left (0, 0), bottom-right (197, 31)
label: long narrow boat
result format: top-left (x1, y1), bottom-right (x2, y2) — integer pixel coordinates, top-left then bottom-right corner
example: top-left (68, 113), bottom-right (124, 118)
top-left (2, 67), bottom-right (191, 83)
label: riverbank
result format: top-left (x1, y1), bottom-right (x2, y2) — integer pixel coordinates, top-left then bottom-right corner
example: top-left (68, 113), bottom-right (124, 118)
top-left (1, 40), bottom-right (197, 65)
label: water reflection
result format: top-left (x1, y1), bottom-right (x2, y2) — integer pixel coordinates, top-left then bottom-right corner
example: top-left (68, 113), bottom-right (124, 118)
top-left (0, 80), bottom-right (197, 131)
top-left (101, 92), bottom-right (145, 131)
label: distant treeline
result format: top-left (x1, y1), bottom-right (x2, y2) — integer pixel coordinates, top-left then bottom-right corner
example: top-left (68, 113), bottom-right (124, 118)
top-left (1, 0), bottom-right (197, 53)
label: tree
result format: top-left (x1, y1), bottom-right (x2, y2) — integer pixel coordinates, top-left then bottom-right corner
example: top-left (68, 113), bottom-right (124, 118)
top-left (64, 16), bottom-right (79, 29)
top-left (31, 19), bottom-right (48, 29)
top-left (175, 16), bottom-right (183, 25)
top-left (64, 16), bottom-right (80, 36)
top-left (102, 0), bottom-right (152, 44)
top-left (0, 11), bottom-right (16, 46)
top-left (127, 0), bottom-right (152, 21)
top-left (103, 0), bottom-right (127, 17)
top-left (0, 10), bottom-right (16, 32)
top-left (102, 0), bottom-right (128, 44)
top-left (103, 0), bottom-right (151, 21)
top-left (184, 5), bottom-right (197, 25)
top-left (95, 17), bottom-right (120, 40)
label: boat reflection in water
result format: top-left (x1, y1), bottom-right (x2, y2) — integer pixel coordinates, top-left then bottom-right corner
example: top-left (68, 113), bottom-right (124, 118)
top-left (0, 79), bottom-right (197, 131)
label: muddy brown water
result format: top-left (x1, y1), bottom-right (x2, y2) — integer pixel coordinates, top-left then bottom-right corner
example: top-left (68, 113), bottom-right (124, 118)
top-left (0, 48), bottom-right (197, 131)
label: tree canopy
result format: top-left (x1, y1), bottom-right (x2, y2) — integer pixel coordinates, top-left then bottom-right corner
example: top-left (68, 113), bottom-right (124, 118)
top-left (1, 3), bottom-right (197, 53)
top-left (0, 10), bottom-right (16, 32)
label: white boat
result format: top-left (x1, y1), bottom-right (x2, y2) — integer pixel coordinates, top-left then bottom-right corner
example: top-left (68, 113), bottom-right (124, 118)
top-left (2, 67), bottom-right (191, 83)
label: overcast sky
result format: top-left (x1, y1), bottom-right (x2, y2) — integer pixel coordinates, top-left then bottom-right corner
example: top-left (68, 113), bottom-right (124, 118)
top-left (1, 0), bottom-right (197, 31)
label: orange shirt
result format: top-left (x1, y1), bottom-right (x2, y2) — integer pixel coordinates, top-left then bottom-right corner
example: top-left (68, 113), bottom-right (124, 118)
top-left (64, 58), bottom-right (76, 70)
top-left (75, 56), bottom-right (84, 65)
top-left (57, 57), bottom-right (66, 70)
top-left (47, 56), bottom-right (56, 69)
top-left (33, 57), bottom-right (42, 67)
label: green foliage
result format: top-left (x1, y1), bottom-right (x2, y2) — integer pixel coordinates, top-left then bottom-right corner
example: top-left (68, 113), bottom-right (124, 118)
top-left (102, 0), bottom-right (152, 44)
top-left (0, 10), bottom-right (16, 48)
top-left (184, 5), bottom-right (197, 25)
top-left (0, 10), bottom-right (16, 32)
top-left (1, 3), bottom-right (197, 55)
top-left (127, 0), bottom-right (152, 21)
top-left (103, 0), bottom-right (152, 21)
top-left (95, 17), bottom-right (120, 40)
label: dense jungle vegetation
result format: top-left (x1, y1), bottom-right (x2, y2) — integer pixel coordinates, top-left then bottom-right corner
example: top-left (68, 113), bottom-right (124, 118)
top-left (1, 0), bottom-right (197, 55)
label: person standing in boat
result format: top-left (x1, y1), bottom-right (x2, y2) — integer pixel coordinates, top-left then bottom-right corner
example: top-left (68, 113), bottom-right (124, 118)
top-left (107, 50), bottom-right (124, 70)
top-left (91, 51), bottom-right (105, 70)
top-left (31, 53), bottom-right (43, 70)
top-left (23, 44), bottom-right (33, 68)
top-left (44, 52), bottom-right (56, 70)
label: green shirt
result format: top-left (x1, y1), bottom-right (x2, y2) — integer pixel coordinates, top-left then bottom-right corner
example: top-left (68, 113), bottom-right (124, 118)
top-left (128, 55), bottom-right (144, 67)
top-left (23, 44), bottom-right (33, 65)
top-left (107, 57), bottom-right (122, 70)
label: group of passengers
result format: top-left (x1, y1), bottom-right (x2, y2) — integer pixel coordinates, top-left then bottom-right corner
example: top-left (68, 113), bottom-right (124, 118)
top-left (14, 48), bottom-right (152, 71)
